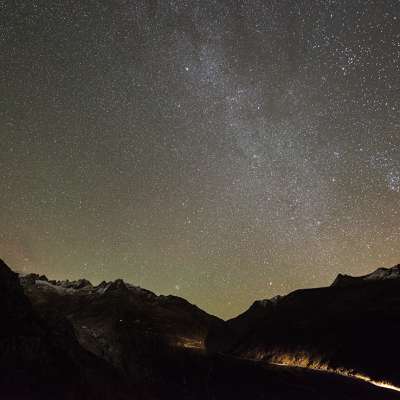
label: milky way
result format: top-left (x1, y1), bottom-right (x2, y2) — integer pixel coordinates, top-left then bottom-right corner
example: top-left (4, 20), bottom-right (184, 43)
top-left (1, 0), bottom-right (399, 318)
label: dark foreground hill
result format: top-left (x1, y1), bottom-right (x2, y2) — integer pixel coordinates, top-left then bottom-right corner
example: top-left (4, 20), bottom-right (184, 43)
top-left (206, 264), bottom-right (400, 388)
top-left (1, 258), bottom-right (399, 399)
top-left (0, 259), bottom-right (127, 400)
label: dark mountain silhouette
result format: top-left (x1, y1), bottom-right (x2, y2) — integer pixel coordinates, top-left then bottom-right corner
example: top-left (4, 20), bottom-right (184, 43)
top-left (332, 264), bottom-right (400, 287)
top-left (20, 271), bottom-right (223, 385)
top-left (0, 259), bottom-right (128, 400)
top-left (1, 258), bottom-right (400, 399)
top-left (206, 264), bottom-right (400, 388)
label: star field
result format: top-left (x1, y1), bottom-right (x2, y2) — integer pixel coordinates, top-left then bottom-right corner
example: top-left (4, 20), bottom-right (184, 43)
top-left (1, 0), bottom-right (399, 318)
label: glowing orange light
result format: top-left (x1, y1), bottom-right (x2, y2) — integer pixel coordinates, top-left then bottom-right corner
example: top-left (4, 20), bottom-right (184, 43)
top-left (252, 350), bottom-right (400, 393)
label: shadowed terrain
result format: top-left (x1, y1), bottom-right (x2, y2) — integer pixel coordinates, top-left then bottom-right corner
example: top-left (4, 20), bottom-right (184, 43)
top-left (206, 264), bottom-right (400, 388)
top-left (1, 258), bottom-right (399, 399)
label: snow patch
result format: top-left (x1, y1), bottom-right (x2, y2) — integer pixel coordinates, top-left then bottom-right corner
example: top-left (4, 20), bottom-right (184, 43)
top-left (35, 280), bottom-right (76, 295)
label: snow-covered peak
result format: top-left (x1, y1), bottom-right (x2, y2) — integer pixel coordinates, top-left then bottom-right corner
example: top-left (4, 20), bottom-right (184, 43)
top-left (21, 274), bottom-right (159, 300)
top-left (332, 264), bottom-right (400, 287)
top-left (254, 295), bottom-right (282, 307)
top-left (95, 279), bottom-right (147, 295)
top-left (35, 280), bottom-right (77, 295)
top-left (56, 279), bottom-right (93, 290)
top-left (364, 265), bottom-right (400, 281)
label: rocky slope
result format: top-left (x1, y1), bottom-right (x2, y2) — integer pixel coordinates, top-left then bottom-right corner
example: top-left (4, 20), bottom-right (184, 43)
top-left (20, 272), bottom-right (223, 384)
top-left (206, 264), bottom-right (400, 388)
top-left (0, 259), bottom-right (128, 400)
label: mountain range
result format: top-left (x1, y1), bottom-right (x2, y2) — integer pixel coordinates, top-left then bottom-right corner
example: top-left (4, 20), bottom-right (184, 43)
top-left (207, 264), bottom-right (400, 388)
top-left (1, 258), bottom-right (400, 399)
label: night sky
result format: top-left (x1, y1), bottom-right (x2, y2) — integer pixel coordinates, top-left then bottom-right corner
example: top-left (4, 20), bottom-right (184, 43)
top-left (1, 0), bottom-right (399, 318)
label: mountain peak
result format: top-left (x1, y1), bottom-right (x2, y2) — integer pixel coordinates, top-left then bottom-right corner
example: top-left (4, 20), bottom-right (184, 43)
top-left (57, 279), bottom-right (93, 290)
top-left (332, 264), bottom-right (400, 287)
top-left (253, 295), bottom-right (282, 308)
top-left (108, 278), bottom-right (127, 291)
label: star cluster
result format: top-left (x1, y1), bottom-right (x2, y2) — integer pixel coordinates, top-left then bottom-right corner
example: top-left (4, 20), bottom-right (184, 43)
top-left (1, 0), bottom-right (399, 318)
